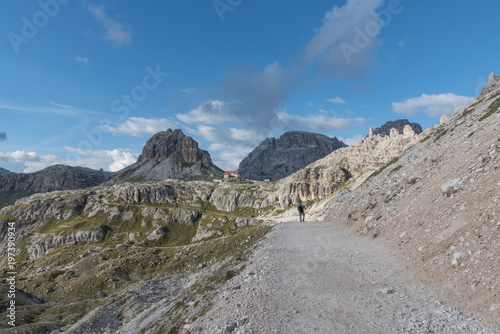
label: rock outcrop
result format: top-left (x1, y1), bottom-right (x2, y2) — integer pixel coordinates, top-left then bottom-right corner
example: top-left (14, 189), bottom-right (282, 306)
top-left (370, 119), bottom-right (423, 137)
top-left (324, 79), bottom-right (500, 320)
top-left (276, 126), bottom-right (428, 205)
top-left (115, 129), bottom-right (223, 181)
top-left (0, 165), bottom-right (112, 193)
top-left (0, 165), bottom-right (113, 208)
top-left (479, 72), bottom-right (500, 99)
top-left (239, 131), bottom-right (347, 181)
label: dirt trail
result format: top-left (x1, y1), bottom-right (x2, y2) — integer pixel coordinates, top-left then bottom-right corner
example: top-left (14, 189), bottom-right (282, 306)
top-left (190, 221), bottom-right (499, 333)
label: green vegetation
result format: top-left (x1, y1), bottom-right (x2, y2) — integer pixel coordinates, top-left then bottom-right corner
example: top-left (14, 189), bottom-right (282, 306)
top-left (433, 127), bottom-right (448, 142)
top-left (0, 179), bottom-right (278, 331)
top-left (367, 156), bottom-right (400, 180)
top-left (479, 97), bottom-right (500, 121)
top-left (390, 165), bottom-right (403, 173)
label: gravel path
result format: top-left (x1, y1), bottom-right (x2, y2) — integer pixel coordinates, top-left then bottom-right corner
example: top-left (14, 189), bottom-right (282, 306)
top-left (191, 221), bottom-right (499, 334)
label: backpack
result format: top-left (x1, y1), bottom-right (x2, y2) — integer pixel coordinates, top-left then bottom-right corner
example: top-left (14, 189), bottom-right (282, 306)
top-left (297, 204), bottom-right (305, 213)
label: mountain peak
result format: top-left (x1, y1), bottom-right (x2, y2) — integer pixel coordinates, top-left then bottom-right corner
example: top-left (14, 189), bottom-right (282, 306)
top-left (480, 71), bottom-right (500, 99)
top-left (239, 131), bottom-right (347, 181)
top-left (117, 129), bottom-right (223, 181)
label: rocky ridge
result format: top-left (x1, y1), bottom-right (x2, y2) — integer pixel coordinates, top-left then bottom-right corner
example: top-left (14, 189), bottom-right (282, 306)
top-left (324, 79), bottom-right (500, 321)
top-left (115, 129), bottom-right (224, 182)
top-left (0, 165), bottom-right (113, 209)
top-left (370, 119), bottom-right (423, 137)
top-left (239, 131), bottom-right (347, 181)
top-left (274, 123), bottom-right (428, 208)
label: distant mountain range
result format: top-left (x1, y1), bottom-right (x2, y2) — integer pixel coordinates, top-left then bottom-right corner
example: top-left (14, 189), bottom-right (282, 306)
top-left (0, 165), bottom-right (113, 208)
top-left (0, 120), bottom-right (423, 208)
top-left (239, 131), bottom-right (347, 181)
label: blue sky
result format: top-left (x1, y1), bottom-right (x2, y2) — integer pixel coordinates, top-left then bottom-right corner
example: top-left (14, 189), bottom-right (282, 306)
top-left (1, 0), bottom-right (499, 173)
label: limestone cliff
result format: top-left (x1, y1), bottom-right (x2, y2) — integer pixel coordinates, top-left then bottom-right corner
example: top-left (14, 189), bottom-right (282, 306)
top-left (324, 76), bottom-right (500, 320)
top-left (0, 165), bottom-right (112, 208)
top-left (115, 129), bottom-right (223, 181)
top-left (275, 123), bottom-right (428, 206)
top-left (239, 131), bottom-right (347, 181)
top-left (370, 119), bottom-right (423, 137)
top-left (478, 72), bottom-right (500, 99)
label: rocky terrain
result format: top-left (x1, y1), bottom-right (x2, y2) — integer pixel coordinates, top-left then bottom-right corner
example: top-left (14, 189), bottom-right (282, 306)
top-left (239, 131), bottom-right (346, 181)
top-left (370, 119), bottom-right (423, 137)
top-left (115, 129), bottom-right (224, 182)
top-left (186, 222), bottom-right (498, 334)
top-left (0, 75), bottom-right (499, 332)
top-left (0, 165), bottom-right (113, 209)
top-left (274, 121), bottom-right (428, 207)
top-left (323, 80), bottom-right (500, 322)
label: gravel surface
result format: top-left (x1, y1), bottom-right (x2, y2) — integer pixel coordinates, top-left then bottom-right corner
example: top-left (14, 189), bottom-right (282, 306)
top-left (190, 221), bottom-right (499, 333)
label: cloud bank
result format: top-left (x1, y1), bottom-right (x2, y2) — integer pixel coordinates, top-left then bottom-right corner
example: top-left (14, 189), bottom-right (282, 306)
top-left (392, 93), bottom-right (474, 117)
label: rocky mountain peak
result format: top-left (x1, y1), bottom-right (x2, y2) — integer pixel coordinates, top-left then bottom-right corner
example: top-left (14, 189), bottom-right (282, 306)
top-left (116, 129), bottom-right (223, 181)
top-left (479, 71), bottom-right (500, 99)
top-left (239, 131), bottom-right (347, 181)
top-left (370, 119), bottom-right (422, 137)
top-left (138, 129), bottom-right (201, 164)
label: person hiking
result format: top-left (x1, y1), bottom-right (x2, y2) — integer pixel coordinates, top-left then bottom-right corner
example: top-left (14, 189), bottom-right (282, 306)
top-left (297, 201), bottom-right (305, 222)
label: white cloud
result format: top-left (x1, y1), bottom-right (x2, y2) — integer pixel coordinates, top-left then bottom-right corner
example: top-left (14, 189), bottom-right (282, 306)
top-left (0, 151), bottom-right (59, 173)
top-left (207, 143), bottom-right (254, 171)
top-left (86, 4), bottom-right (132, 47)
top-left (0, 151), bottom-right (40, 162)
top-left (285, 113), bottom-right (367, 133)
top-left (327, 97), bottom-right (347, 104)
top-left (339, 134), bottom-right (365, 146)
top-left (75, 56), bottom-right (89, 66)
top-left (64, 147), bottom-right (138, 172)
top-left (0, 148), bottom-right (138, 173)
top-left (103, 117), bottom-right (178, 137)
top-left (176, 100), bottom-right (233, 125)
top-left (304, 0), bottom-right (385, 77)
top-left (392, 93), bottom-right (474, 117)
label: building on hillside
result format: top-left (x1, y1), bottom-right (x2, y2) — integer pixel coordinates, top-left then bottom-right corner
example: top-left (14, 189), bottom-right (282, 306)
top-left (224, 171), bottom-right (240, 179)
top-left (264, 178), bottom-right (272, 182)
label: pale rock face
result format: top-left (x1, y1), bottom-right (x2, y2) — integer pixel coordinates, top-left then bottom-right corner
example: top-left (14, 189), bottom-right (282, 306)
top-left (275, 126), bottom-right (427, 204)
top-left (451, 106), bottom-right (466, 119)
top-left (371, 119), bottom-right (423, 137)
top-left (369, 127), bottom-right (374, 137)
top-left (479, 71), bottom-right (500, 99)
top-left (147, 227), bottom-right (166, 241)
top-left (28, 226), bottom-right (108, 259)
top-left (403, 125), bottom-right (415, 137)
top-left (440, 113), bottom-right (450, 125)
